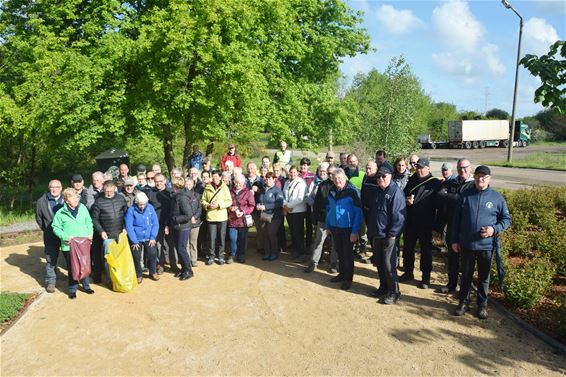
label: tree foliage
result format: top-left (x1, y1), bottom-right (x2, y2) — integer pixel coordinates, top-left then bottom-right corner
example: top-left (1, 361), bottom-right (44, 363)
top-left (521, 40), bottom-right (565, 114)
top-left (485, 108), bottom-right (510, 119)
top-left (427, 102), bottom-right (458, 141)
top-left (535, 109), bottom-right (566, 141)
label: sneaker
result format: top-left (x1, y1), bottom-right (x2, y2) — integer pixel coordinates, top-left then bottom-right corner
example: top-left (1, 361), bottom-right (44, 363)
top-left (371, 287), bottom-right (388, 298)
top-left (453, 303), bottom-right (470, 316)
top-left (304, 263), bottom-right (315, 273)
top-left (218, 259), bottom-right (225, 265)
top-left (330, 275), bottom-right (344, 283)
top-left (151, 274), bottom-right (160, 281)
top-left (477, 306), bottom-right (488, 320)
top-left (381, 292), bottom-right (400, 305)
top-left (268, 255), bottom-right (278, 261)
top-left (46, 284), bottom-right (55, 293)
top-left (341, 281), bottom-right (352, 290)
top-left (84, 288), bottom-right (95, 294)
top-left (206, 258), bottom-right (214, 265)
top-left (399, 272), bottom-right (414, 282)
top-left (436, 286), bottom-right (455, 294)
top-left (238, 256), bottom-right (246, 264)
top-left (157, 265), bottom-right (164, 275)
top-left (328, 263), bottom-right (338, 274)
top-left (226, 257), bottom-right (234, 264)
top-left (137, 277), bottom-right (143, 284)
top-left (68, 292), bottom-right (77, 299)
top-left (418, 281), bottom-right (429, 289)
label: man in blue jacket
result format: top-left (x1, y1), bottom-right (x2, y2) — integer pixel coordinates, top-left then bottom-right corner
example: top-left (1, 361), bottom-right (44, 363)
top-left (326, 168), bottom-right (363, 290)
top-left (367, 162), bottom-right (406, 304)
top-left (452, 165), bottom-right (511, 319)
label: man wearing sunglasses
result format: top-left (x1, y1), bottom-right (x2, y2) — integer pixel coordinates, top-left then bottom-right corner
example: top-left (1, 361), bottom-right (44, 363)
top-left (452, 165), bottom-right (511, 319)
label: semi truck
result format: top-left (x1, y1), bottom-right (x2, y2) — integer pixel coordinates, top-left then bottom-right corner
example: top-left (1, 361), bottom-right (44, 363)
top-left (447, 120), bottom-right (531, 149)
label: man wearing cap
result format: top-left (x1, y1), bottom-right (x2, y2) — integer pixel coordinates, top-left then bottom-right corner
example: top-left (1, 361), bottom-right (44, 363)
top-left (120, 178), bottom-right (137, 207)
top-left (70, 174), bottom-right (91, 207)
top-left (221, 143), bottom-right (242, 171)
top-left (273, 141), bottom-right (292, 168)
top-left (400, 157), bottom-right (442, 289)
top-left (36, 180), bottom-right (64, 292)
top-left (452, 165), bottom-right (511, 319)
top-left (440, 162), bottom-right (456, 182)
top-left (367, 162), bottom-right (406, 304)
top-left (436, 158), bottom-right (474, 294)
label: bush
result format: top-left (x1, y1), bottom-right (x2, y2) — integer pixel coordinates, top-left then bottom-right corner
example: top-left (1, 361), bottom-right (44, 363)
top-left (506, 231), bottom-right (533, 258)
top-left (504, 257), bottom-right (555, 309)
top-left (534, 221), bottom-right (566, 275)
top-left (0, 293), bottom-right (28, 322)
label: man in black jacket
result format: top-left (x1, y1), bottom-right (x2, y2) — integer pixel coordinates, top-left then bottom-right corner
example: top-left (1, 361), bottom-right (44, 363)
top-left (91, 180), bottom-right (128, 287)
top-left (147, 173), bottom-right (176, 273)
top-left (35, 180), bottom-right (63, 293)
top-left (400, 158), bottom-right (442, 289)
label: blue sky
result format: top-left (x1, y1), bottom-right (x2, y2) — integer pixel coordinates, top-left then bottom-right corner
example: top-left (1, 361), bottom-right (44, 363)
top-left (341, 0), bottom-right (565, 117)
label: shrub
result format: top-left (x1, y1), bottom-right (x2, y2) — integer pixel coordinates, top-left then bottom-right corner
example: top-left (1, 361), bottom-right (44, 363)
top-left (504, 257), bottom-right (555, 309)
top-left (534, 221), bottom-right (566, 275)
top-left (0, 293), bottom-right (28, 322)
top-left (506, 231), bottom-right (533, 258)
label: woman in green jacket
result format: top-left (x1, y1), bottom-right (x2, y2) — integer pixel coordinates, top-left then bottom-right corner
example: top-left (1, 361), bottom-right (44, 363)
top-left (52, 188), bottom-right (95, 299)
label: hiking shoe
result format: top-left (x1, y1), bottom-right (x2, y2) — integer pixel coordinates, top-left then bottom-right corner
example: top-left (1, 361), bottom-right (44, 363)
top-left (226, 257), bottom-right (234, 264)
top-left (399, 273), bottom-right (414, 282)
top-left (46, 284), bottom-right (55, 293)
top-left (330, 275), bottom-right (344, 283)
top-left (418, 281), bottom-right (429, 289)
top-left (381, 292), bottom-right (400, 305)
top-left (304, 263), bottom-right (315, 273)
top-left (453, 303), bottom-right (470, 316)
top-left (151, 274), bottom-right (160, 281)
top-left (68, 292), bottom-right (77, 299)
top-left (371, 287), bottom-right (388, 298)
top-left (206, 258), bottom-right (214, 265)
top-left (477, 306), bottom-right (488, 320)
top-left (328, 263), bottom-right (338, 274)
top-left (157, 265), bottom-right (164, 275)
top-left (436, 286), bottom-right (454, 294)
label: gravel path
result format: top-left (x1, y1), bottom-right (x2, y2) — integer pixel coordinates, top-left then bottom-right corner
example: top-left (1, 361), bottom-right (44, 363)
top-left (0, 221), bottom-right (39, 235)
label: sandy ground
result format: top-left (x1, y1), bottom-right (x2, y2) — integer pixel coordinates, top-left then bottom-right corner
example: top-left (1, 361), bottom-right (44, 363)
top-left (1, 241), bottom-right (565, 376)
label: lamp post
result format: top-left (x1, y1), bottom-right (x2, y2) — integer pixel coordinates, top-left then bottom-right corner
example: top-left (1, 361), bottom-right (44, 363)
top-left (502, 0), bottom-right (523, 162)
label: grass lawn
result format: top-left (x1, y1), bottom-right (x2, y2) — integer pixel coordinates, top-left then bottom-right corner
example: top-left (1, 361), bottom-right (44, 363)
top-left (485, 151), bottom-right (566, 171)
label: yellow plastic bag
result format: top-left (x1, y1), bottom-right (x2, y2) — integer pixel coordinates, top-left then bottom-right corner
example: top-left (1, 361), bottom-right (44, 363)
top-left (105, 232), bottom-right (138, 293)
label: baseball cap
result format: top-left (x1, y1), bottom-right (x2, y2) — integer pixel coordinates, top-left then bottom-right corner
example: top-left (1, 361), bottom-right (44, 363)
top-left (71, 174), bottom-right (83, 182)
top-left (377, 161), bottom-right (394, 176)
top-left (441, 162), bottom-right (453, 171)
top-left (124, 178), bottom-right (135, 186)
top-left (474, 165), bottom-right (491, 176)
top-left (416, 157), bottom-right (430, 168)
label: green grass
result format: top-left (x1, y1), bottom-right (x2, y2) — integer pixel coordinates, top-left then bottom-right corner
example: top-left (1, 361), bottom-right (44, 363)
top-left (0, 293), bottom-right (29, 323)
top-left (485, 152), bottom-right (566, 171)
top-left (531, 140), bottom-right (566, 147)
top-left (0, 208), bottom-right (35, 227)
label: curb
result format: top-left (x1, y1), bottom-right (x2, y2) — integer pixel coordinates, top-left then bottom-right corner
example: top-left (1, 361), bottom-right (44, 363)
top-left (490, 297), bottom-right (566, 355)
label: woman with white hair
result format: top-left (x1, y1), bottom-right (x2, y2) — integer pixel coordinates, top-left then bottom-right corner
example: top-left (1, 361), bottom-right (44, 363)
top-left (125, 191), bottom-right (160, 282)
top-left (227, 174), bottom-right (255, 263)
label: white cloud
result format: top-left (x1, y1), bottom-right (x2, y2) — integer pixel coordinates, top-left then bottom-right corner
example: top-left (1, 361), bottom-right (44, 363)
top-left (375, 5), bottom-right (424, 34)
top-left (482, 44), bottom-right (506, 75)
top-left (432, 0), bottom-right (484, 53)
top-left (432, 52), bottom-right (473, 76)
top-left (523, 17), bottom-right (560, 56)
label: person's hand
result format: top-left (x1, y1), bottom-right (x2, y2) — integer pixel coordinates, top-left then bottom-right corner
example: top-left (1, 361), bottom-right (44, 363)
top-left (101, 231), bottom-right (108, 240)
top-left (164, 226), bottom-right (169, 236)
top-left (480, 226), bottom-right (494, 238)
top-left (229, 206), bottom-right (237, 212)
top-left (432, 230), bottom-right (440, 239)
top-left (148, 240), bottom-right (156, 247)
top-left (350, 234), bottom-right (359, 243)
top-left (87, 235), bottom-right (93, 241)
top-left (251, 186), bottom-right (258, 192)
top-left (208, 203), bottom-right (219, 209)
top-left (406, 195), bottom-right (415, 206)
top-left (132, 243), bottom-right (140, 250)
top-left (191, 217), bottom-right (197, 224)
top-left (452, 243), bottom-right (461, 253)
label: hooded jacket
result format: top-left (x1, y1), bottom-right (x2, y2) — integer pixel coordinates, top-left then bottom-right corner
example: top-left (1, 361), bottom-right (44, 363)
top-left (325, 182), bottom-right (363, 234)
top-left (51, 203), bottom-right (93, 252)
top-left (125, 203), bottom-right (159, 244)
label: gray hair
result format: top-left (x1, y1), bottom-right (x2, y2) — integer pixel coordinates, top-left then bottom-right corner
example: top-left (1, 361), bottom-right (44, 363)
top-left (333, 168), bottom-right (347, 179)
top-left (92, 171), bottom-right (104, 180)
top-left (233, 174), bottom-right (246, 184)
top-left (221, 171), bottom-right (232, 178)
top-left (318, 162), bottom-right (330, 171)
top-left (171, 167), bottom-right (183, 177)
top-left (135, 191), bottom-right (149, 204)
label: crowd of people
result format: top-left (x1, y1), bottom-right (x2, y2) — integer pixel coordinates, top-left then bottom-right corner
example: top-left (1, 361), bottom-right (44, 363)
top-left (36, 141), bottom-right (511, 319)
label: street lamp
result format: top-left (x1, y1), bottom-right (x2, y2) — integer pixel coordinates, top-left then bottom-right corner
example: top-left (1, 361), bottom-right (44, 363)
top-left (502, 0), bottom-right (523, 162)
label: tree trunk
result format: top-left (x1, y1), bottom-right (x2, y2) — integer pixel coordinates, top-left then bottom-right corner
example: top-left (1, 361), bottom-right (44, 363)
top-left (28, 139), bottom-right (37, 207)
top-left (162, 125), bottom-right (175, 174)
top-left (182, 62), bottom-right (198, 169)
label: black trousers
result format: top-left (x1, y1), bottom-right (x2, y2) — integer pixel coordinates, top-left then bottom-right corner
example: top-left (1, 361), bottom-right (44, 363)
top-left (403, 224), bottom-right (433, 278)
top-left (445, 227), bottom-right (460, 289)
top-left (90, 234), bottom-right (103, 282)
top-left (459, 249), bottom-right (493, 306)
top-left (373, 236), bottom-right (399, 294)
top-left (287, 212), bottom-right (305, 257)
top-left (305, 206), bottom-right (313, 249)
top-left (332, 228), bottom-right (355, 282)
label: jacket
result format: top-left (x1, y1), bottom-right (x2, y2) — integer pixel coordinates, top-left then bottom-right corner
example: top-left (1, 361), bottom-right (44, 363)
top-left (220, 153), bottom-right (242, 171)
top-left (228, 187), bottom-right (255, 228)
top-left (393, 169), bottom-right (410, 191)
top-left (325, 182), bottom-right (363, 234)
top-left (452, 186), bottom-right (512, 251)
top-left (246, 175), bottom-right (264, 213)
top-left (85, 185), bottom-right (103, 209)
top-left (283, 177), bottom-right (307, 213)
top-left (346, 168), bottom-right (365, 190)
top-left (260, 186), bottom-right (284, 220)
top-left (185, 189), bottom-right (203, 227)
top-left (201, 182), bottom-right (232, 222)
top-left (51, 203), bottom-right (93, 252)
top-left (366, 182), bottom-right (406, 238)
top-left (35, 192), bottom-right (63, 246)
top-left (170, 189), bottom-right (201, 230)
top-left (187, 151), bottom-right (203, 170)
top-left (91, 194), bottom-right (127, 239)
top-left (361, 174), bottom-right (379, 223)
top-left (145, 187), bottom-right (172, 230)
top-left (312, 178), bottom-right (333, 224)
top-left (124, 203), bottom-right (159, 244)
top-left (403, 173), bottom-right (442, 229)
top-left (437, 176), bottom-right (475, 228)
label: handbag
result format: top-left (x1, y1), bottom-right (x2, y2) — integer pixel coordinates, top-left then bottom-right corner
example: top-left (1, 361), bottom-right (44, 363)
top-left (260, 212), bottom-right (274, 223)
top-left (244, 214), bottom-right (254, 227)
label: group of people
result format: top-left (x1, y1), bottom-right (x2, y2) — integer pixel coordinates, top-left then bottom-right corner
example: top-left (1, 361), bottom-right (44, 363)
top-left (36, 141), bottom-right (511, 319)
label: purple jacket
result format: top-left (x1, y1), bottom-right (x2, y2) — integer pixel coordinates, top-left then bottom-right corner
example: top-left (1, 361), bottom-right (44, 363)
top-left (228, 187), bottom-right (255, 228)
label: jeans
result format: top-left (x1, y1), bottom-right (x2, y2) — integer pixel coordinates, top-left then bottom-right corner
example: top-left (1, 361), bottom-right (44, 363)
top-left (403, 224), bottom-right (433, 280)
top-left (332, 227), bottom-right (355, 282)
top-left (208, 221), bottom-right (227, 261)
top-left (44, 243), bottom-right (60, 285)
top-left (174, 228), bottom-right (193, 274)
top-left (262, 218), bottom-right (281, 258)
top-left (63, 251), bottom-right (91, 293)
top-left (131, 241), bottom-right (158, 277)
top-left (373, 236), bottom-right (399, 294)
top-left (310, 222), bottom-right (337, 266)
top-left (287, 212), bottom-right (305, 257)
top-left (459, 249), bottom-right (493, 307)
top-left (228, 227), bottom-right (249, 258)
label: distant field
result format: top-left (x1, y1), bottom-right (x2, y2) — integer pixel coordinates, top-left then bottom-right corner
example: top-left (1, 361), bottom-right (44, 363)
top-left (484, 151), bottom-right (566, 171)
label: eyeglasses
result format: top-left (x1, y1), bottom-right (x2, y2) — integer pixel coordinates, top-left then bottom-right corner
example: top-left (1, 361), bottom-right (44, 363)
top-left (457, 165), bottom-right (471, 170)
top-left (49, 186), bottom-right (62, 189)
top-left (377, 175), bottom-right (388, 180)
top-left (146, 177), bottom-right (155, 180)
top-left (474, 174), bottom-right (491, 181)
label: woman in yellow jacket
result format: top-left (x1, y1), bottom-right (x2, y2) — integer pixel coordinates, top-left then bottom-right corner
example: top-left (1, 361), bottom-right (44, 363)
top-left (201, 170), bottom-right (233, 265)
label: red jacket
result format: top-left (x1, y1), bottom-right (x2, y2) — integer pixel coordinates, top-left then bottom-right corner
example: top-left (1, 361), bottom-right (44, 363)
top-left (221, 153), bottom-right (242, 171)
top-left (228, 187), bottom-right (255, 228)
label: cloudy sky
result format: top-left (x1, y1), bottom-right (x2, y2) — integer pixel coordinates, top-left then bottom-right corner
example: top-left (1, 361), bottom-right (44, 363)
top-left (341, 0), bottom-right (565, 117)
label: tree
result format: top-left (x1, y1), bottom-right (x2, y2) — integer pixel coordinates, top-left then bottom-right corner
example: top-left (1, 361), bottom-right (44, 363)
top-left (344, 56), bottom-right (430, 157)
top-left (485, 108), bottom-right (510, 119)
top-left (535, 109), bottom-right (566, 140)
top-left (521, 40), bottom-right (565, 114)
top-left (427, 102), bottom-right (458, 141)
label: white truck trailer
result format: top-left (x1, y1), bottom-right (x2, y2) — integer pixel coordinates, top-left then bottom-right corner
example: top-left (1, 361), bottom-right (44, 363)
top-left (448, 120), bottom-right (509, 149)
